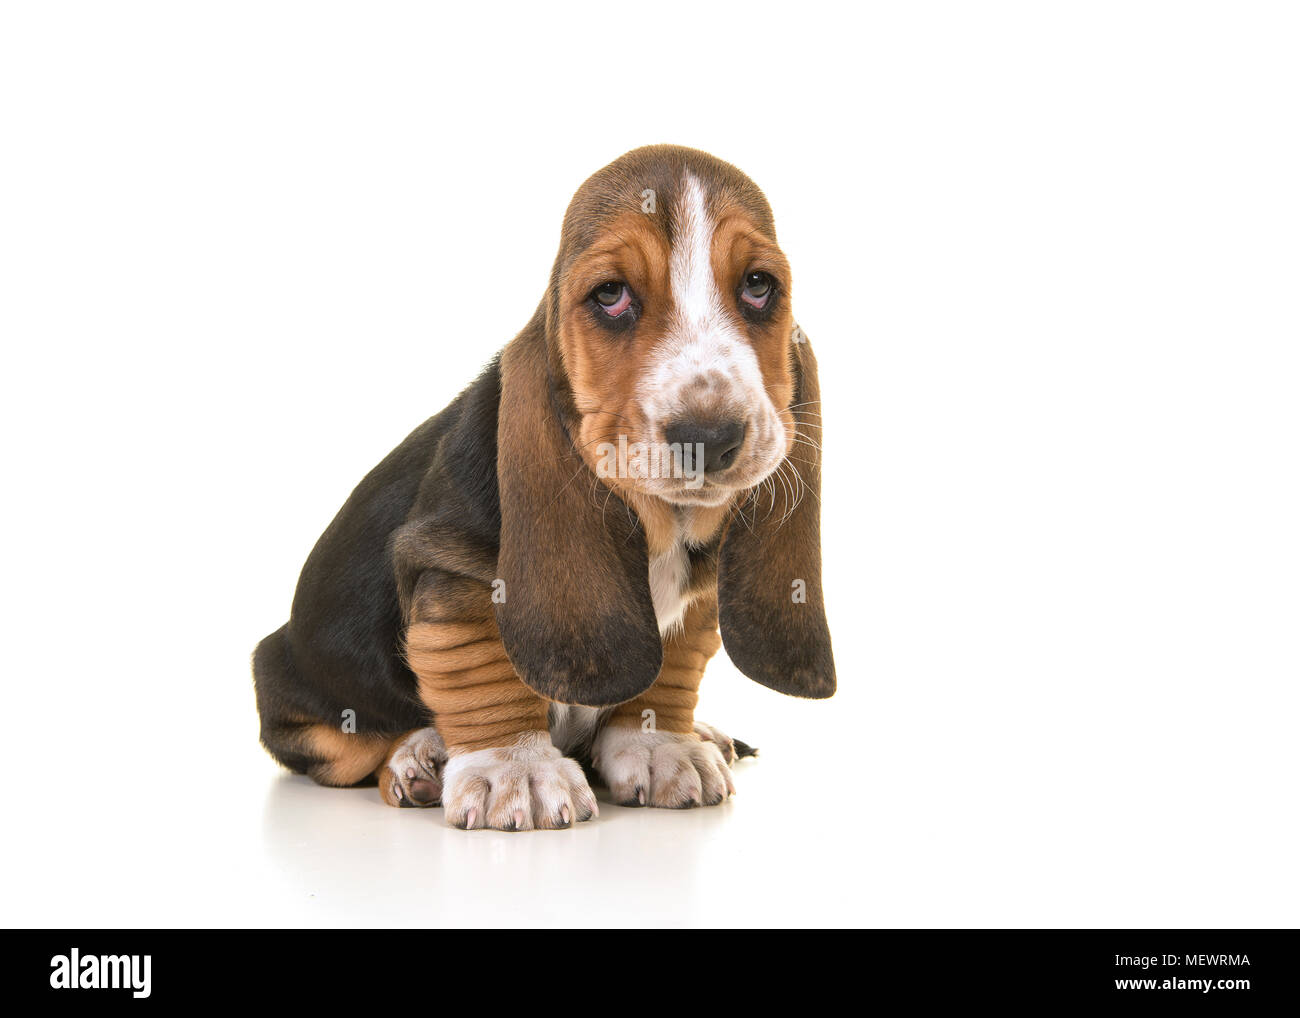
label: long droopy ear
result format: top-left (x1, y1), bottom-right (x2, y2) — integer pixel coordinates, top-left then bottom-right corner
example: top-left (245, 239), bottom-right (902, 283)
top-left (718, 333), bottom-right (836, 698)
top-left (493, 325), bottom-right (663, 706)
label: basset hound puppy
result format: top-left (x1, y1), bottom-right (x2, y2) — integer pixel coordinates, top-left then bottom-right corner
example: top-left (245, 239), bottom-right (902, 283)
top-left (253, 144), bottom-right (834, 830)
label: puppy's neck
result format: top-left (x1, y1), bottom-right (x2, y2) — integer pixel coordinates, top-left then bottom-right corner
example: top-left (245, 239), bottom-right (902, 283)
top-left (624, 490), bottom-right (730, 559)
top-left (620, 491), bottom-right (731, 635)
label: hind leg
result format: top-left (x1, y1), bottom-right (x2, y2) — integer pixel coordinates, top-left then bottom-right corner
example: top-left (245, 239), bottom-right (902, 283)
top-left (254, 624), bottom-right (446, 802)
top-left (261, 722), bottom-right (449, 806)
top-left (376, 727), bottom-right (447, 807)
top-left (263, 717), bottom-right (446, 807)
top-left (265, 721), bottom-right (395, 787)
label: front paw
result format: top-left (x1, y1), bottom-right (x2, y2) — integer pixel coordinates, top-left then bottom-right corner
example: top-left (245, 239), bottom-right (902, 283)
top-left (592, 727), bottom-right (736, 809)
top-left (441, 731), bottom-right (598, 831)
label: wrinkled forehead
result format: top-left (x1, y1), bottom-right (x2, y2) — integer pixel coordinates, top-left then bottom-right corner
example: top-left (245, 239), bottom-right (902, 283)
top-left (556, 150), bottom-right (779, 277)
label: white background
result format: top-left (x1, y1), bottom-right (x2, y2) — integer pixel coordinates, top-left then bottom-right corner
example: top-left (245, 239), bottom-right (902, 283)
top-left (2, 2), bottom-right (1296, 928)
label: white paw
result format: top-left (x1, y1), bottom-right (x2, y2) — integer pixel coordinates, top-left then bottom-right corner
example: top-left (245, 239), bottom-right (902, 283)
top-left (442, 731), bottom-right (598, 831)
top-left (379, 727), bottom-right (447, 807)
top-left (592, 727), bottom-right (735, 809)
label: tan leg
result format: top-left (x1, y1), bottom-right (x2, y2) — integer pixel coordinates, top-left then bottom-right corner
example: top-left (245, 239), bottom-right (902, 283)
top-left (405, 619), bottom-right (550, 752)
top-left (591, 598), bottom-right (736, 808)
top-left (404, 608), bottom-right (597, 831)
top-left (605, 598), bottom-right (722, 734)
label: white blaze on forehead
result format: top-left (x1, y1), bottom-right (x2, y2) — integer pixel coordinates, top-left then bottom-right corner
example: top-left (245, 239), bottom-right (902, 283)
top-left (639, 174), bottom-right (769, 423)
top-left (670, 174), bottom-right (726, 332)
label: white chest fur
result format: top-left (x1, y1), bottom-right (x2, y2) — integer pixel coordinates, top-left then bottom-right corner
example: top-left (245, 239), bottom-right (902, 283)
top-left (648, 533), bottom-right (691, 635)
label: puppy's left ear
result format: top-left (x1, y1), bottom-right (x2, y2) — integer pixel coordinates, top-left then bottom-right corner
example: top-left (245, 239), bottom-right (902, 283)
top-left (718, 331), bottom-right (836, 698)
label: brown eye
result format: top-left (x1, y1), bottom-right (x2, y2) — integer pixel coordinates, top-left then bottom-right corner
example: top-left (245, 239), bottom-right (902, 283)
top-left (741, 271), bottom-right (773, 308)
top-left (591, 281), bottom-right (632, 317)
top-left (593, 281), bottom-right (624, 306)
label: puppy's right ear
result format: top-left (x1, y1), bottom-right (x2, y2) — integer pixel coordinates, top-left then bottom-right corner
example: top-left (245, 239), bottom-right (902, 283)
top-left (492, 328), bottom-right (663, 707)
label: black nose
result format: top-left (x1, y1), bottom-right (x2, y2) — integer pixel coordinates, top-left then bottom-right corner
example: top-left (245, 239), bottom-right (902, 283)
top-left (664, 418), bottom-right (746, 474)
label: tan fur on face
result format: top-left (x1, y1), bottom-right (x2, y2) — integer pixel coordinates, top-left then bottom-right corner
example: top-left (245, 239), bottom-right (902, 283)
top-left (551, 150), bottom-right (801, 508)
top-left (708, 210), bottom-right (798, 452)
top-left (559, 210), bottom-right (672, 498)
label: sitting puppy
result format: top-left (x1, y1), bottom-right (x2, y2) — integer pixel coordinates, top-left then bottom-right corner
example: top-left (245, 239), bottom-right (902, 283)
top-left (253, 145), bottom-right (835, 830)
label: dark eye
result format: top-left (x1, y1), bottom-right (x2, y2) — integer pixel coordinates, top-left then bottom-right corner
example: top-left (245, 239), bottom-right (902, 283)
top-left (591, 281), bottom-right (633, 317)
top-left (741, 271), bottom-right (774, 309)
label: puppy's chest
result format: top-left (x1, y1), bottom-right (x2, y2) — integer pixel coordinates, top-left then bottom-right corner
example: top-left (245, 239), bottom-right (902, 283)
top-left (643, 508), bottom-right (724, 634)
top-left (648, 539), bottom-right (692, 634)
